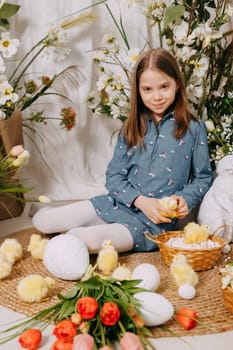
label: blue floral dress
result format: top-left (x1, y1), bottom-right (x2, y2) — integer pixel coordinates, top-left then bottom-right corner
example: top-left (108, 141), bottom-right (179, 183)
top-left (91, 112), bottom-right (212, 251)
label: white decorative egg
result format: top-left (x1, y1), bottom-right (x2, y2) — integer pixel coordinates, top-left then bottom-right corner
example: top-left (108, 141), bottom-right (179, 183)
top-left (222, 244), bottom-right (231, 254)
top-left (131, 263), bottom-right (160, 291)
top-left (178, 284), bottom-right (196, 299)
top-left (43, 234), bottom-right (89, 280)
top-left (134, 291), bottom-right (174, 326)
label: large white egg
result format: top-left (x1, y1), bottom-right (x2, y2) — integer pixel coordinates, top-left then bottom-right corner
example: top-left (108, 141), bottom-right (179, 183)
top-left (134, 291), bottom-right (174, 326)
top-left (131, 263), bottom-right (160, 291)
top-left (43, 234), bottom-right (89, 280)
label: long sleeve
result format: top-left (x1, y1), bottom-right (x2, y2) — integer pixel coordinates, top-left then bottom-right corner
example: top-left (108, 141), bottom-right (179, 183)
top-left (174, 120), bottom-right (213, 210)
top-left (105, 132), bottom-right (142, 207)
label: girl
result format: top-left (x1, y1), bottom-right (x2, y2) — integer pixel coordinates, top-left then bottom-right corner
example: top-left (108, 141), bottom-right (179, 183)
top-left (33, 48), bottom-right (212, 252)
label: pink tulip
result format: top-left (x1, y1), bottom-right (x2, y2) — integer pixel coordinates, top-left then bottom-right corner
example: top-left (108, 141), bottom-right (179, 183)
top-left (72, 334), bottom-right (94, 350)
top-left (120, 332), bottom-right (144, 350)
top-left (99, 346), bottom-right (113, 350)
top-left (9, 145), bottom-right (24, 157)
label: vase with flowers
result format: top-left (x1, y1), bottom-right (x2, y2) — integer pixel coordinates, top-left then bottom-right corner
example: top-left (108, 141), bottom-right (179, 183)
top-left (0, 1), bottom-right (110, 152)
top-left (0, 1), bottom-right (104, 217)
top-left (0, 5), bottom-right (80, 140)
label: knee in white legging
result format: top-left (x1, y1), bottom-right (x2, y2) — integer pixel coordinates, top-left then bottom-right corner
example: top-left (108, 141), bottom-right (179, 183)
top-left (67, 224), bottom-right (134, 254)
top-left (32, 207), bottom-right (57, 234)
top-left (32, 200), bottom-right (104, 234)
top-left (67, 227), bottom-right (103, 253)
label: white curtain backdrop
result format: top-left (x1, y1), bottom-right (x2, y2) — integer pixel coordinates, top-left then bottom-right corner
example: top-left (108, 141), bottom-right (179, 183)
top-left (10, 0), bottom-right (157, 201)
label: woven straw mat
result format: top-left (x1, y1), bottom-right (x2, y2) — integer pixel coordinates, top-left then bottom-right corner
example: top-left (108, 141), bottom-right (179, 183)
top-left (0, 227), bottom-right (233, 338)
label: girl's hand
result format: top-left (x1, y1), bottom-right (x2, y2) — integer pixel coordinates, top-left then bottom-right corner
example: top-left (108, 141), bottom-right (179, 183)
top-left (133, 196), bottom-right (172, 224)
top-left (171, 195), bottom-right (189, 219)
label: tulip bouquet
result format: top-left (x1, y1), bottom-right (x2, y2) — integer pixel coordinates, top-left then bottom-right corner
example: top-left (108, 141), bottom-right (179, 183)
top-left (0, 265), bottom-right (157, 349)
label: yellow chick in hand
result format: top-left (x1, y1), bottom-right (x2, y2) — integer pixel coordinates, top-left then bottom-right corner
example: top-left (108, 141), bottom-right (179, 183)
top-left (160, 196), bottom-right (178, 218)
top-left (97, 240), bottom-right (118, 275)
top-left (170, 253), bottom-right (198, 287)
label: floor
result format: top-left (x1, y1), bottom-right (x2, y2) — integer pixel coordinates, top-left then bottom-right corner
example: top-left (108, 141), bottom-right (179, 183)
top-left (0, 203), bottom-right (233, 349)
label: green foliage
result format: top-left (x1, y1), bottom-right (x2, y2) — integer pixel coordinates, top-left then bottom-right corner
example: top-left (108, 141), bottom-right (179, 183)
top-left (0, 2), bottom-right (20, 31)
top-left (164, 5), bottom-right (185, 26)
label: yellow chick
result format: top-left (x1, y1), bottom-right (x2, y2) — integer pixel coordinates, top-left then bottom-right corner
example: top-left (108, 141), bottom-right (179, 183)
top-left (27, 234), bottom-right (48, 260)
top-left (17, 274), bottom-right (55, 303)
top-left (184, 222), bottom-right (210, 244)
top-left (97, 240), bottom-right (118, 275)
top-left (160, 196), bottom-right (178, 218)
top-left (170, 253), bottom-right (198, 287)
top-left (0, 252), bottom-right (12, 279)
top-left (0, 238), bottom-right (23, 264)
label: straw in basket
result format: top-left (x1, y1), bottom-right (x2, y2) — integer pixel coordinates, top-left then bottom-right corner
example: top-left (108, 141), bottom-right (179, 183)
top-left (145, 225), bottom-right (230, 271)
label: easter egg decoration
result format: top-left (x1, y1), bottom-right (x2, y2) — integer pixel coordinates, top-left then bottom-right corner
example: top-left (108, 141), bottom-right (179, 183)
top-left (43, 234), bottom-right (89, 280)
top-left (134, 291), bottom-right (174, 326)
top-left (131, 263), bottom-right (160, 291)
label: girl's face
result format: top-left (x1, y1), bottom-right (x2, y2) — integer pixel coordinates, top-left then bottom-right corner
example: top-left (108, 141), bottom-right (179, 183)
top-left (139, 68), bottom-right (179, 122)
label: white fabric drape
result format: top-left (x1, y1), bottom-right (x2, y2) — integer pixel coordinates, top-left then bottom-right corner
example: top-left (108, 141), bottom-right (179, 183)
top-left (10, 0), bottom-right (157, 200)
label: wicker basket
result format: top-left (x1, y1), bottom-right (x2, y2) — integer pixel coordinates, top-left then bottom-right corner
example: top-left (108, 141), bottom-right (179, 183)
top-left (145, 230), bottom-right (226, 271)
top-left (218, 269), bottom-right (233, 313)
top-left (221, 286), bottom-right (233, 313)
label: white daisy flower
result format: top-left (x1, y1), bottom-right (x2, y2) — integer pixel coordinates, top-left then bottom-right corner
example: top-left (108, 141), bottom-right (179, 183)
top-left (0, 81), bottom-right (18, 105)
top-left (0, 32), bottom-right (19, 58)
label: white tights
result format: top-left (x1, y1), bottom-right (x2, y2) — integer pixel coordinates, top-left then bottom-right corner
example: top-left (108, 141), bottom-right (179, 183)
top-left (32, 200), bottom-right (134, 253)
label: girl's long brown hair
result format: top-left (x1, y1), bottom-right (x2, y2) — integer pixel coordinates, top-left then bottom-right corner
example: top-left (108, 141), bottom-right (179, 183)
top-left (123, 48), bottom-right (196, 148)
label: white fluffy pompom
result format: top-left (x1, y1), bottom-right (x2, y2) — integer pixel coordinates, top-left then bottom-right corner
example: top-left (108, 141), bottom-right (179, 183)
top-left (43, 234), bottom-right (89, 280)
